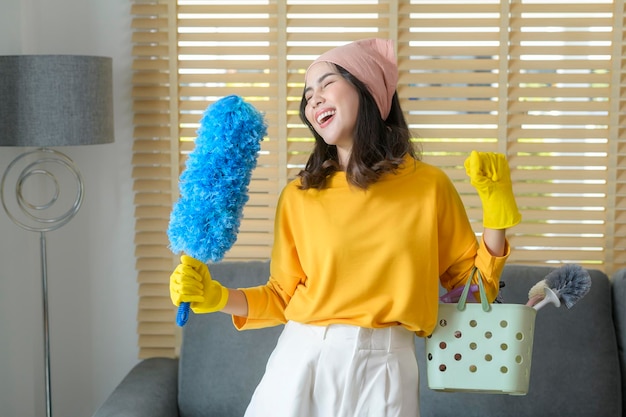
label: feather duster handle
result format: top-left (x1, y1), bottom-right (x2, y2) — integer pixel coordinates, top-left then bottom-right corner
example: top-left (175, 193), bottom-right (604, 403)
top-left (167, 95), bottom-right (267, 326)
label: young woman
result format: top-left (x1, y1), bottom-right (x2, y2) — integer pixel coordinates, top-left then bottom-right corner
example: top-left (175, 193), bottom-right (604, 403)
top-left (170, 38), bottom-right (521, 417)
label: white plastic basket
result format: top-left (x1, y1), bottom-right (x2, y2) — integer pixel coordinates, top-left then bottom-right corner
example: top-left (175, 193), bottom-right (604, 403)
top-left (425, 268), bottom-right (537, 395)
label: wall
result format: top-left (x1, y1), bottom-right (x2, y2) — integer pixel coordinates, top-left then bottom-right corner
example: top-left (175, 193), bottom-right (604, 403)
top-left (0, 0), bottom-right (138, 416)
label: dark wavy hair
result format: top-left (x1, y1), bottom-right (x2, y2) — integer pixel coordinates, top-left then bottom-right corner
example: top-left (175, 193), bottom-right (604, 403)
top-left (298, 64), bottom-right (419, 190)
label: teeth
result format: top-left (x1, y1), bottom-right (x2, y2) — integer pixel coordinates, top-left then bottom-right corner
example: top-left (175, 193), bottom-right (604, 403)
top-left (316, 110), bottom-right (335, 124)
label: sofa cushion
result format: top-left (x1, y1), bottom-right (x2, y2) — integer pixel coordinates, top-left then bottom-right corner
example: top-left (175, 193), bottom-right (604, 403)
top-left (178, 260), bottom-right (282, 417)
top-left (416, 264), bottom-right (622, 417)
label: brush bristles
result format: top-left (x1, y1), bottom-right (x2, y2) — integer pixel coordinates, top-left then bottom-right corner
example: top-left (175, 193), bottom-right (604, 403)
top-left (543, 264), bottom-right (592, 309)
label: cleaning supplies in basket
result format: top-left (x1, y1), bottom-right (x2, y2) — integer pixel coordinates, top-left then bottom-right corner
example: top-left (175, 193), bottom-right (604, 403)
top-left (426, 268), bottom-right (537, 395)
top-left (427, 264), bottom-right (593, 395)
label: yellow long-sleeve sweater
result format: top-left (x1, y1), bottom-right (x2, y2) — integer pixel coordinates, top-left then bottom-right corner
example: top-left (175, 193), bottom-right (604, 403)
top-left (234, 156), bottom-right (509, 337)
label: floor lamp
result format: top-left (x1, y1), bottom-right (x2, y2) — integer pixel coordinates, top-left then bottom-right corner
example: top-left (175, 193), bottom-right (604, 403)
top-left (0, 55), bottom-right (114, 417)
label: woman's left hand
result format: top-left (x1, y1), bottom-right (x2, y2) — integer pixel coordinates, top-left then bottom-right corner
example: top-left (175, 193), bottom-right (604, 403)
top-left (464, 150), bottom-right (521, 229)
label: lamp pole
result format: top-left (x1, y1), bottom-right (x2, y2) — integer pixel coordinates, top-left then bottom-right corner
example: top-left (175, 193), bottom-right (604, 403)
top-left (1, 148), bottom-right (84, 417)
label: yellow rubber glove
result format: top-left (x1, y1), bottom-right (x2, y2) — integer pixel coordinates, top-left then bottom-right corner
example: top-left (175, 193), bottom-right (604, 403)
top-left (464, 150), bottom-right (522, 229)
top-left (169, 255), bottom-right (229, 314)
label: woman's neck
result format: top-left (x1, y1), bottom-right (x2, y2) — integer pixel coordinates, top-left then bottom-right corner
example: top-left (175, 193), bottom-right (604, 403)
top-left (336, 147), bottom-right (351, 171)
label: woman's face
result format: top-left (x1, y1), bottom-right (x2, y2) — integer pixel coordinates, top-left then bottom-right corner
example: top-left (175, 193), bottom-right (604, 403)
top-left (303, 62), bottom-right (360, 151)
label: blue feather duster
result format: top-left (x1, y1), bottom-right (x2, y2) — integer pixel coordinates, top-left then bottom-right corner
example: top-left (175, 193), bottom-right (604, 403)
top-left (167, 95), bottom-right (267, 326)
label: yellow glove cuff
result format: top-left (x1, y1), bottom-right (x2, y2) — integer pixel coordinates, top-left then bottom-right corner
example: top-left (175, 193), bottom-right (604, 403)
top-left (479, 190), bottom-right (522, 229)
top-left (191, 282), bottom-right (229, 314)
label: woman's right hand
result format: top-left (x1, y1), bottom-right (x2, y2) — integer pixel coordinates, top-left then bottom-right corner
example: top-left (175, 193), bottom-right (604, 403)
top-left (169, 255), bottom-right (229, 314)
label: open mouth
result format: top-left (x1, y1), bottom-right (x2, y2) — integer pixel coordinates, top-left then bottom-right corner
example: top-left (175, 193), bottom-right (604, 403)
top-left (316, 110), bottom-right (336, 125)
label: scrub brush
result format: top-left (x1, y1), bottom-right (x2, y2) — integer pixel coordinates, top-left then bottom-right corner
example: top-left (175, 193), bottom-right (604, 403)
top-left (526, 264), bottom-right (592, 311)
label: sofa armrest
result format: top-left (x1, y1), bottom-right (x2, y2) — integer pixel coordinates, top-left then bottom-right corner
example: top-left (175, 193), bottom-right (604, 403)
top-left (92, 357), bottom-right (179, 417)
top-left (611, 269), bottom-right (626, 416)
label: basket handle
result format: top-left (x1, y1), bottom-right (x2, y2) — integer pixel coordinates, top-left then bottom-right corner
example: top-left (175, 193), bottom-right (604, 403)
top-left (457, 267), bottom-right (491, 312)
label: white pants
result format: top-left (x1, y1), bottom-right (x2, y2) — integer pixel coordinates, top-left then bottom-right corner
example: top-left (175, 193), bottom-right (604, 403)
top-left (244, 321), bottom-right (420, 417)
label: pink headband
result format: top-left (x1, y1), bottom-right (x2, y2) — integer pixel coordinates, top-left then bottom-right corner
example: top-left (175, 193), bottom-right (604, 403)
top-left (306, 38), bottom-right (398, 120)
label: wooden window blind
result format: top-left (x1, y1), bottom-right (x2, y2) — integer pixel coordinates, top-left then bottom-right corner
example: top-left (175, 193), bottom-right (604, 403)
top-left (131, 0), bottom-right (626, 358)
top-left (402, 1), bottom-right (622, 269)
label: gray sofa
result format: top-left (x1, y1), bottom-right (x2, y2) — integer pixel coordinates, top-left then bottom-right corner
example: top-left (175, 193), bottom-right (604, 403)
top-left (94, 262), bottom-right (626, 417)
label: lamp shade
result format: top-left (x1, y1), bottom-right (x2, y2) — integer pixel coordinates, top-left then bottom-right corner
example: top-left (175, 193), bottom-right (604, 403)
top-left (0, 55), bottom-right (114, 147)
